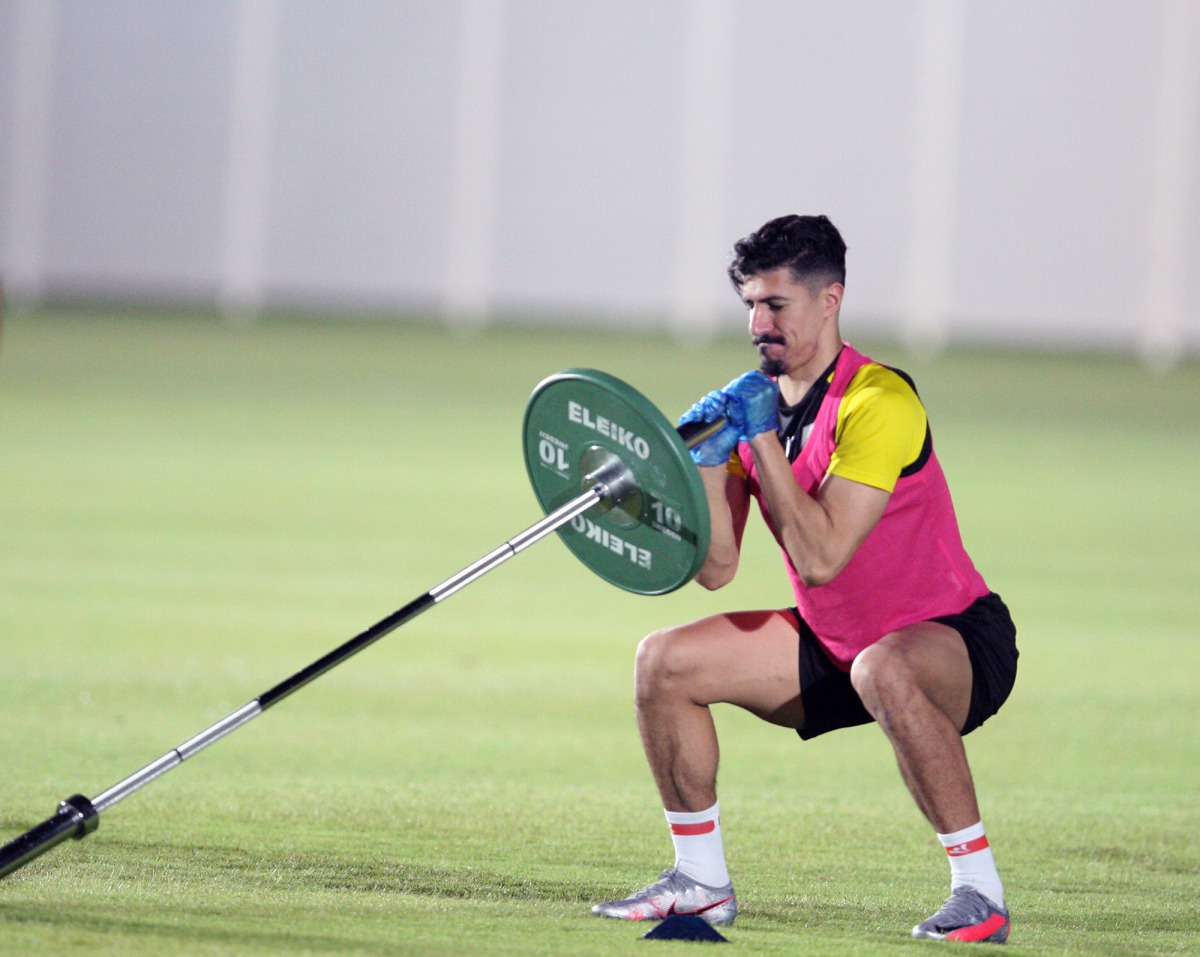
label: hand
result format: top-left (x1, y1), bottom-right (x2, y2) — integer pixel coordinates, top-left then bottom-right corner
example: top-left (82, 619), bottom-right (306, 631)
top-left (722, 371), bottom-right (779, 441)
top-left (678, 389), bottom-right (738, 467)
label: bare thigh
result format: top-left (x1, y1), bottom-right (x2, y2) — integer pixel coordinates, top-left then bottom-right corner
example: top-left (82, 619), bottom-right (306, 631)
top-left (640, 609), bottom-right (805, 728)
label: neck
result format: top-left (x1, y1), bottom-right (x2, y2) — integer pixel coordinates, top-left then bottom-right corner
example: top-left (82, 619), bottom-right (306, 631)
top-left (778, 341), bottom-right (844, 405)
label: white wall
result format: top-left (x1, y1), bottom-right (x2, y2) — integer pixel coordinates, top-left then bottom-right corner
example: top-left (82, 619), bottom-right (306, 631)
top-left (1, 0), bottom-right (1197, 359)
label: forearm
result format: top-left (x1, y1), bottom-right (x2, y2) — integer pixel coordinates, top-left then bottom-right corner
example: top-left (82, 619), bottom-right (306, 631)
top-left (747, 432), bottom-right (842, 586)
top-left (694, 466), bottom-right (742, 590)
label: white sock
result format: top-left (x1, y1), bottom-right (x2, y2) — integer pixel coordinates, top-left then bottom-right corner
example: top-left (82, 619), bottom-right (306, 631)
top-left (665, 802), bottom-right (730, 887)
top-left (938, 821), bottom-right (1005, 909)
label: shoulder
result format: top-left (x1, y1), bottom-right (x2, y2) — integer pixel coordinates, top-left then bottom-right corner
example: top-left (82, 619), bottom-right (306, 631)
top-left (841, 362), bottom-right (925, 425)
top-left (829, 361), bottom-right (929, 491)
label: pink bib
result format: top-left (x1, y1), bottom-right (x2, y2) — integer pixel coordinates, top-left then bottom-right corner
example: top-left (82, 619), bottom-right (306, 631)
top-left (738, 344), bottom-right (988, 669)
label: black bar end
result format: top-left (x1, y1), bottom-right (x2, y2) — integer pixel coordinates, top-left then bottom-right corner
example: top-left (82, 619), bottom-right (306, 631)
top-left (0, 794), bottom-right (99, 881)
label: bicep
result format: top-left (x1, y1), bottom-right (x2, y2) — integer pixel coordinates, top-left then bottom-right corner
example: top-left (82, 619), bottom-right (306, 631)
top-left (814, 472), bottom-right (890, 573)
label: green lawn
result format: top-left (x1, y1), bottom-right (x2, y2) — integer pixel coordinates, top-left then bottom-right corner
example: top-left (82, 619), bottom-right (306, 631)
top-left (0, 311), bottom-right (1197, 956)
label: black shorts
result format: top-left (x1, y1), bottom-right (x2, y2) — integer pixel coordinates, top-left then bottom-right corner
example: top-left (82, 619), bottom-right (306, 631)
top-left (793, 592), bottom-right (1018, 741)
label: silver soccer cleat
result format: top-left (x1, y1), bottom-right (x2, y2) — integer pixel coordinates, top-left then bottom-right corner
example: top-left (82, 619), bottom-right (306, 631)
top-left (591, 867), bottom-right (738, 925)
top-left (912, 886), bottom-right (1010, 943)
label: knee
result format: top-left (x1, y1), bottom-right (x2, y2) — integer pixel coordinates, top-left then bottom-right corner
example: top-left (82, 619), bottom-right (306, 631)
top-left (635, 626), bottom-right (698, 702)
top-left (850, 643), bottom-right (918, 724)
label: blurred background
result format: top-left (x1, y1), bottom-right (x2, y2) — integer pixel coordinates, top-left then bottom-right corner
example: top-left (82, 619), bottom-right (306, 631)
top-left (1, 0), bottom-right (1197, 362)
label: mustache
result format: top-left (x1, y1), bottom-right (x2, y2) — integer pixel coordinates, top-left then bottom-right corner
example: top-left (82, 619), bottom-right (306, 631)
top-left (753, 335), bottom-right (786, 348)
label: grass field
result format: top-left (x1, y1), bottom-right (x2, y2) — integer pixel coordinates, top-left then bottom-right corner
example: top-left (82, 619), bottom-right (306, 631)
top-left (1, 310), bottom-right (1197, 956)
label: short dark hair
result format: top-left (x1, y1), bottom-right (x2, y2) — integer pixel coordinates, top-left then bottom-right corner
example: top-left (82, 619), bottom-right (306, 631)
top-left (728, 214), bottom-right (847, 293)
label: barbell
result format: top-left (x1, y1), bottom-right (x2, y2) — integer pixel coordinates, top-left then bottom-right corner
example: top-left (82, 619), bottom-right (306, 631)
top-left (0, 368), bottom-right (726, 880)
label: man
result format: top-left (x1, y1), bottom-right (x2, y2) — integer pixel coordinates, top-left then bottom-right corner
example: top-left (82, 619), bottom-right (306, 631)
top-left (591, 215), bottom-right (1018, 943)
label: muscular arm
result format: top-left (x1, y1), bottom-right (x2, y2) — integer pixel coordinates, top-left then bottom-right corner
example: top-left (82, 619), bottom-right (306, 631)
top-left (694, 464), bottom-right (750, 590)
top-left (746, 430), bottom-right (889, 586)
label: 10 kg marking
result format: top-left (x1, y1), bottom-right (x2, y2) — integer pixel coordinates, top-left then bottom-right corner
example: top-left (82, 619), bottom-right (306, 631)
top-left (538, 433), bottom-right (570, 472)
top-left (650, 500), bottom-right (682, 533)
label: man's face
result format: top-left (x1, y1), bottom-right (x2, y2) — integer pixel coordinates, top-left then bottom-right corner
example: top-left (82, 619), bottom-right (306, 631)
top-left (740, 268), bottom-right (841, 378)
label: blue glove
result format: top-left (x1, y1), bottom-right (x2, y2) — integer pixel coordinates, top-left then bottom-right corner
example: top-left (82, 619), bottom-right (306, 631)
top-left (722, 371), bottom-right (779, 441)
top-left (678, 389), bottom-right (738, 467)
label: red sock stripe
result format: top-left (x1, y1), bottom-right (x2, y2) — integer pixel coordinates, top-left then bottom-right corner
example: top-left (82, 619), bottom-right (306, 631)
top-left (670, 820), bottom-right (716, 836)
top-left (944, 835), bottom-right (990, 857)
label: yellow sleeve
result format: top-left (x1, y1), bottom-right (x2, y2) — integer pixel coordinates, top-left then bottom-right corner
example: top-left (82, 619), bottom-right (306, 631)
top-left (828, 364), bottom-right (927, 493)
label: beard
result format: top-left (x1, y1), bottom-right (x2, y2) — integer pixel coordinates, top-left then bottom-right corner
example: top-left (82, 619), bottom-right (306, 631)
top-left (754, 336), bottom-right (787, 377)
top-left (759, 354), bottom-right (787, 377)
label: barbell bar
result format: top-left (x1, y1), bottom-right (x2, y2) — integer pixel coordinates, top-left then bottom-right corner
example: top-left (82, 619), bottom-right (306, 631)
top-left (0, 368), bottom-right (727, 881)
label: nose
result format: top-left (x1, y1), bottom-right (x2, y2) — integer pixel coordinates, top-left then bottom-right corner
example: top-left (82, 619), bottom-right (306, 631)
top-left (749, 304), bottom-right (774, 337)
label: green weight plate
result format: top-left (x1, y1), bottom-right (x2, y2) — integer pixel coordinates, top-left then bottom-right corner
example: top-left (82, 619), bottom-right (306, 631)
top-left (523, 368), bottom-right (710, 596)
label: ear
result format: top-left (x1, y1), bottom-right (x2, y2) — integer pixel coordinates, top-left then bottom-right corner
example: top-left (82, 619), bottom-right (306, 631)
top-left (823, 282), bottom-right (844, 317)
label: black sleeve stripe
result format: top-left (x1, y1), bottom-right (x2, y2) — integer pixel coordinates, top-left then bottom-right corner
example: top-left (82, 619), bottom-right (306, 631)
top-left (886, 364), bottom-right (932, 478)
top-left (900, 423), bottom-right (933, 478)
top-left (886, 364), bottom-right (920, 397)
